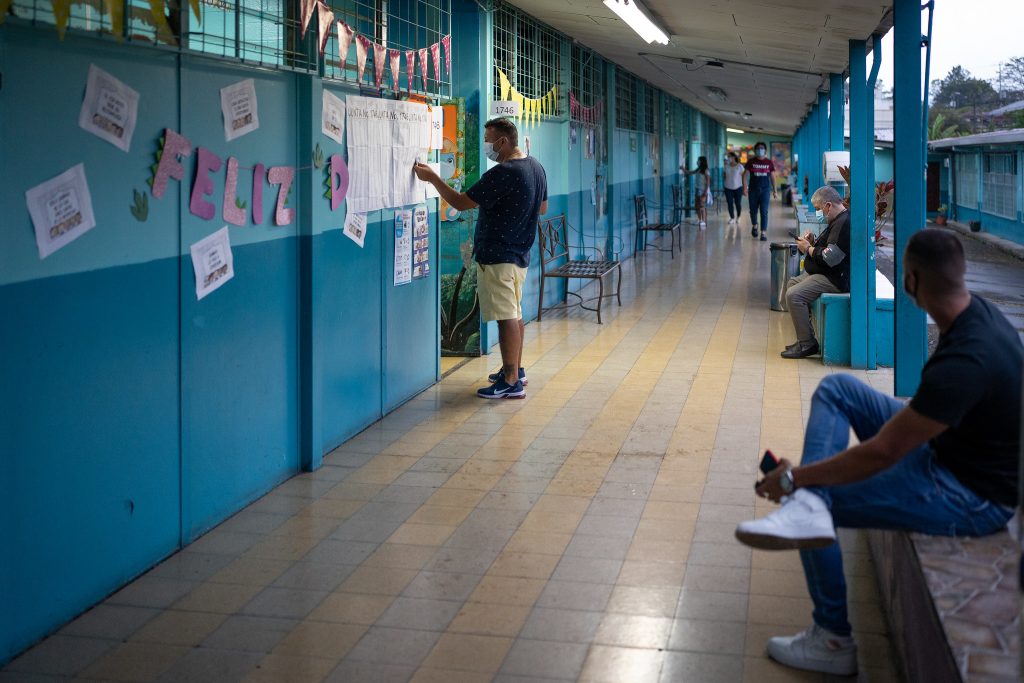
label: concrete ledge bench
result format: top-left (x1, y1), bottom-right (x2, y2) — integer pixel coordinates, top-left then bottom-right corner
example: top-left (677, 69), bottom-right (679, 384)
top-left (810, 270), bottom-right (895, 366)
top-left (869, 528), bottom-right (1020, 682)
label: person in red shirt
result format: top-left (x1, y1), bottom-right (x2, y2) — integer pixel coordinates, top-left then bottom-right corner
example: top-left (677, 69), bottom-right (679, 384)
top-left (742, 142), bottom-right (777, 241)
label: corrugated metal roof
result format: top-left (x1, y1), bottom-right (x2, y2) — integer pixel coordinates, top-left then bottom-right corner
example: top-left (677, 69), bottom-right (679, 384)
top-left (987, 100), bottom-right (1024, 117)
top-left (929, 128), bottom-right (1024, 148)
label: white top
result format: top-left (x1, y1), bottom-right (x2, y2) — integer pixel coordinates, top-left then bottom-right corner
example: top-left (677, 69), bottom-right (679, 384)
top-left (724, 163), bottom-right (744, 190)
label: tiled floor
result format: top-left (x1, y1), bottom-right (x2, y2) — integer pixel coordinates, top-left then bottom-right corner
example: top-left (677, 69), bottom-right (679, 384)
top-left (3, 206), bottom-right (901, 682)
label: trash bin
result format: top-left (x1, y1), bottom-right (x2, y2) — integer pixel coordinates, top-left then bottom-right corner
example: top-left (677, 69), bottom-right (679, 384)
top-left (770, 242), bottom-right (801, 312)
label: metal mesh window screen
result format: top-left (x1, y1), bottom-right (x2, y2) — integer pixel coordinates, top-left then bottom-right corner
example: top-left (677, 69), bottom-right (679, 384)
top-left (188, 0), bottom-right (308, 68)
top-left (492, 3), bottom-right (562, 116)
top-left (616, 68), bottom-right (637, 130)
top-left (5, 0), bottom-right (448, 80)
top-left (324, 0), bottom-right (451, 98)
top-left (956, 154), bottom-right (979, 208)
top-left (983, 153), bottom-right (1017, 219)
top-left (642, 84), bottom-right (655, 133)
top-left (570, 44), bottom-right (603, 122)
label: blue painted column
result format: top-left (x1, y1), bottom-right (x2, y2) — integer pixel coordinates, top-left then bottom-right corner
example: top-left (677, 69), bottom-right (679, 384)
top-left (605, 61), bottom-right (618, 256)
top-left (893, 0), bottom-right (927, 395)
top-left (817, 91), bottom-right (829, 191)
top-left (848, 40), bottom-right (874, 369)
top-left (829, 73), bottom-right (844, 152)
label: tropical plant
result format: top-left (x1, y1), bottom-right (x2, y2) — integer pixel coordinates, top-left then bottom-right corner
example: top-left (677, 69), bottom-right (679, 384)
top-left (928, 113), bottom-right (959, 140)
top-left (834, 165), bottom-right (893, 241)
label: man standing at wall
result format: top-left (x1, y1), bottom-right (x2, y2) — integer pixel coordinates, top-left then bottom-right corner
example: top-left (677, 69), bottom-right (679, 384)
top-left (415, 118), bottom-right (547, 399)
top-left (743, 141), bottom-right (777, 241)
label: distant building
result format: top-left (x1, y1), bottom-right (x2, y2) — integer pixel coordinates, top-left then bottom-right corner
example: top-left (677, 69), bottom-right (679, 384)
top-left (929, 129), bottom-right (1024, 245)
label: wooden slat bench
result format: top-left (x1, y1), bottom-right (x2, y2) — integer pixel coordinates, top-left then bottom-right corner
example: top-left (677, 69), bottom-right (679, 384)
top-left (537, 215), bottom-right (621, 324)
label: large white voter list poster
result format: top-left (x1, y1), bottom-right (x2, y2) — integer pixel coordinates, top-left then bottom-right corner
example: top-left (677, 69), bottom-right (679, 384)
top-left (346, 96), bottom-right (431, 214)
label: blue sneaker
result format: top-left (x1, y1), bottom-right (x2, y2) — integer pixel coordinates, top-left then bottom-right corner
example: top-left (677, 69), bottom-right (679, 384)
top-left (477, 378), bottom-right (526, 399)
top-left (487, 367), bottom-right (527, 385)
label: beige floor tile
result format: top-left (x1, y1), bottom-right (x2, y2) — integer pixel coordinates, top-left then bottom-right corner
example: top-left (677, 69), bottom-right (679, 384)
top-left (362, 543), bottom-right (439, 570)
top-left (79, 641), bottom-right (189, 682)
top-left (208, 557), bottom-right (293, 587)
top-left (503, 530), bottom-right (573, 556)
top-left (467, 576), bottom-right (547, 607)
top-left (447, 602), bottom-right (531, 637)
top-left (579, 644), bottom-right (664, 683)
top-left (337, 566), bottom-right (418, 596)
top-left (420, 633), bottom-right (514, 673)
top-left (742, 655), bottom-right (824, 682)
top-left (427, 487), bottom-right (488, 508)
top-left (294, 499), bottom-right (365, 520)
top-left (129, 609), bottom-right (225, 646)
top-left (488, 551), bottom-right (560, 580)
top-left (616, 560), bottom-right (687, 587)
top-left (242, 654), bottom-right (339, 683)
top-left (387, 523), bottom-right (456, 546)
top-left (409, 667), bottom-right (494, 683)
top-left (271, 621), bottom-right (366, 659)
top-left (306, 592), bottom-right (393, 624)
top-left (606, 585), bottom-right (680, 618)
top-left (174, 582), bottom-right (262, 614)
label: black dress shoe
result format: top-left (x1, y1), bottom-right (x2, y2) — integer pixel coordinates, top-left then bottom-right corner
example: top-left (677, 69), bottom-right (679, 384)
top-left (751, 226), bottom-right (759, 237)
top-left (784, 341), bottom-right (800, 351)
top-left (781, 340), bottom-right (820, 359)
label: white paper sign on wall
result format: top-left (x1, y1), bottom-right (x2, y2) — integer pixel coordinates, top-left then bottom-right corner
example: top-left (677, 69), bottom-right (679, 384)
top-left (490, 101), bottom-right (520, 118)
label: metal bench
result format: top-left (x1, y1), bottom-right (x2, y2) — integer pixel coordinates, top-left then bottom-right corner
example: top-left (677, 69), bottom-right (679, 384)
top-left (537, 215), bottom-right (621, 324)
top-left (634, 193), bottom-right (680, 258)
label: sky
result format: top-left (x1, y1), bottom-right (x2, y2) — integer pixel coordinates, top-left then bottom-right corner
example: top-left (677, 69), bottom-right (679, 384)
top-left (875, 1), bottom-right (1024, 92)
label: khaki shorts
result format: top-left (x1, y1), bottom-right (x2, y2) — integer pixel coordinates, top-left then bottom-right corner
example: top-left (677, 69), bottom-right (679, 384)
top-left (477, 262), bottom-right (527, 322)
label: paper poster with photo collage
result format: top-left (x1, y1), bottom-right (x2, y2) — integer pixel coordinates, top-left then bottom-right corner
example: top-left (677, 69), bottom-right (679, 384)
top-left (394, 209), bottom-right (412, 286)
top-left (412, 205), bottom-right (429, 279)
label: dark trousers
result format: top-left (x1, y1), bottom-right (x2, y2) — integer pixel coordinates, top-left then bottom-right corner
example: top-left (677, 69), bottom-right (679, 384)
top-left (749, 186), bottom-right (770, 231)
top-left (723, 187), bottom-right (743, 218)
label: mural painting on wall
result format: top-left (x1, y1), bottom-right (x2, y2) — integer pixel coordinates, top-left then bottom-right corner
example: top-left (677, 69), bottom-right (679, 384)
top-left (771, 142), bottom-right (792, 179)
top-left (439, 98), bottom-right (481, 356)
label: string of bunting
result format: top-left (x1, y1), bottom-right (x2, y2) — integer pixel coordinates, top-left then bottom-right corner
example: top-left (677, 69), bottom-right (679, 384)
top-left (301, 0), bottom-right (451, 91)
top-left (11, 0), bottom-right (202, 42)
top-left (496, 69), bottom-right (556, 129)
top-left (569, 91), bottom-right (603, 128)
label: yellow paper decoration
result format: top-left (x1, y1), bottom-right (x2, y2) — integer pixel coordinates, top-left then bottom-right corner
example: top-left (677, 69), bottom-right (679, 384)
top-left (499, 71), bottom-right (511, 101)
top-left (103, 0), bottom-right (123, 39)
top-left (51, 0), bottom-right (71, 38)
top-left (147, 0), bottom-right (177, 44)
top-left (0, 0), bottom-right (13, 25)
top-left (188, 0), bottom-right (200, 21)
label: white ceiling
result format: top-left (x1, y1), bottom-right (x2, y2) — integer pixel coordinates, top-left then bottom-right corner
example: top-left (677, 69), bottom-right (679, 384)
top-left (505, 0), bottom-right (893, 135)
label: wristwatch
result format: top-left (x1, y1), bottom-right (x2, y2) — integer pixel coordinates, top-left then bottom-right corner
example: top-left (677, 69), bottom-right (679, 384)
top-left (779, 468), bottom-right (795, 495)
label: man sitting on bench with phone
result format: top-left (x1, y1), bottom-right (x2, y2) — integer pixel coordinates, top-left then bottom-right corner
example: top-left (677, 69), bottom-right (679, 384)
top-left (734, 229), bottom-right (1022, 677)
top-left (781, 185), bottom-right (851, 359)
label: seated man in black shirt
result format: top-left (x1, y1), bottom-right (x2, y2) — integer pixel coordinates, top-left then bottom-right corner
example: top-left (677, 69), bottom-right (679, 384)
top-left (735, 229), bottom-right (1021, 676)
top-left (782, 185), bottom-right (851, 359)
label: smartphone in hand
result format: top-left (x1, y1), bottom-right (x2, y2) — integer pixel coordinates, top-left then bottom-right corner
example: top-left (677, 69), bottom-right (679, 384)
top-left (759, 449), bottom-right (780, 475)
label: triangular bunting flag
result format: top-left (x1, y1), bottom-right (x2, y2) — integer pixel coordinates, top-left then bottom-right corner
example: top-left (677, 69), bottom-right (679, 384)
top-left (373, 42), bottom-right (386, 89)
top-left (337, 21), bottom-right (354, 68)
top-left (188, 0), bottom-right (199, 21)
top-left (103, 0), bottom-right (124, 39)
top-left (299, 0), bottom-right (316, 39)
top-left (430, 42), bottom-right (441, 82)
top-left (355, 34), bottom-right (370, 82)
top-left (418, 47), bottom-right (429, 89)
top-left (405, 50), bottom-right (416, 91)
top-left (52, 0), bottom-right (71, 38)
top-left (317, 3), bottom-right (334, 56)
top-left (389, 49), bottom-right (401, 90)
top-left (442, 34), bottom-right (452, 74)
top-left (499, 70), bottom-right (510, 101)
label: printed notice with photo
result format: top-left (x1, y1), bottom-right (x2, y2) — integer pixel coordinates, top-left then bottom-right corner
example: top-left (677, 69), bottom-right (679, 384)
top-left (78, 64), bottom-right (139, 152)
top-left (322, 90), bottom-right (346, 144)
top-left (190, 226), bottom-right (235, 300)
top-left (343, 209), bottom-right (367, 247)
top-left (26, 163), bottom-right (97, 259)
top-left (221, 79), bottom-right (260, 141)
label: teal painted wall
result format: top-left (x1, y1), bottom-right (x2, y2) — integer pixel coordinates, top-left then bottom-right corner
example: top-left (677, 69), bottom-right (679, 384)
top-left (0, 26), bottom-right (439, 661)
top-left (2, 0), bottom-right (730, 659)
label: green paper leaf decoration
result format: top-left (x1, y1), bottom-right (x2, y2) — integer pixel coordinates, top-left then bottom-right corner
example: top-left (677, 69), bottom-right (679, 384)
top-left (130, 189), bottom-right (149, 222)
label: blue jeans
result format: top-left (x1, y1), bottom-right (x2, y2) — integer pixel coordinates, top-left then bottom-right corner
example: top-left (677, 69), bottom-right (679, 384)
top-left (724, 187), bottom-right (743, 218)
top-left (798, 374), bottom-right (1013, 636)
top-left (749, 186), bottom-right (770, 231)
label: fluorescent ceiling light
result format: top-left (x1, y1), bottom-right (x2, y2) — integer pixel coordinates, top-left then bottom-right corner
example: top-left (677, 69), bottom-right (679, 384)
top-left (726, 127), bottom-right (746, 134)
top-left (603, 0), bottom-right (669, 45)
